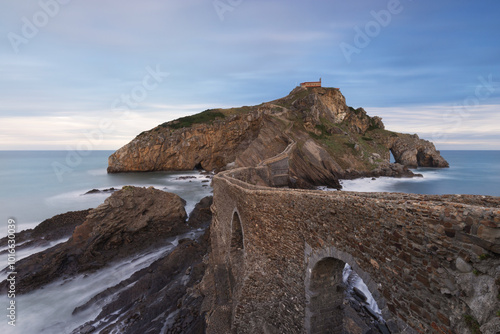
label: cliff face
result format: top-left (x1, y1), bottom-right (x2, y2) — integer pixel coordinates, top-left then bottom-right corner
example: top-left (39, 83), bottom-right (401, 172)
top-left (108, 87), bottom-right (448, 188)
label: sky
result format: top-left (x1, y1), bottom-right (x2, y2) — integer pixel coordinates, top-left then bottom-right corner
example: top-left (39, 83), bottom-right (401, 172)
top-left (0, 0), bottom-right (499, 150)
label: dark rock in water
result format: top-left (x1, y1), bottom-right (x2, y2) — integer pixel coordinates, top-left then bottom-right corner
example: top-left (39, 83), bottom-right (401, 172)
top-left (83, 187), bottom-right (117, 195)
top-left (353, 286), bottom-right (368, 302)
top-left (364, 305), bottom-right (380, 320)
top-left (0, 209), bottom-right (90, 257)
top-left (1, 186), bottom-right (188, 294)
top-left (369, 162), bottom-right (416, 178)
top-left (176, 176), bottom-right (197, 180)
top-left (377, 323), bottom-right (391, 334)
top-left (344, 269), bottom-right (386, 334)
top-left (78, 325), bottom-right (96, 334)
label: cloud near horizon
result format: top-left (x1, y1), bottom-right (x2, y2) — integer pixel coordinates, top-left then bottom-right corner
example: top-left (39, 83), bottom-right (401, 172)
top-left (0, 0), bottom-right (499, 150)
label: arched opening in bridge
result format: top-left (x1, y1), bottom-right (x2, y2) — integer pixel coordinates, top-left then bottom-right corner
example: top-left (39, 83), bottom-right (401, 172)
top-left (229, 211), bottom-right (244, 298)
top-left (307, 257), bottom-right (346, 334)
top-left (305, 255), bottom-right (385, 334)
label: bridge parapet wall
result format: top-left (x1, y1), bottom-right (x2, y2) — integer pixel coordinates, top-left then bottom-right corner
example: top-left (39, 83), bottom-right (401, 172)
top-left (207, 167), bottom-right (500, 333)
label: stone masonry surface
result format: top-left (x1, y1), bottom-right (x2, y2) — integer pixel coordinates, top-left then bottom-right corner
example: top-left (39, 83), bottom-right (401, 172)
top-left (205, 165), bottom-right (500, 334)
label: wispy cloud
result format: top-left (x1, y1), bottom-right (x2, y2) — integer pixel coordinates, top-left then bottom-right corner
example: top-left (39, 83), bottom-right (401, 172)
top-left (0, 0), bottom-right (499, 150)
top-left (368, 104), bottom-right (500, 150)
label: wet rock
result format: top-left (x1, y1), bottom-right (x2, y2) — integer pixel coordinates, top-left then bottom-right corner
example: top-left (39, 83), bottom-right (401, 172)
top-left (0, 209), bottom-right (90, 256)
top-left (176, 176), bottom-right (197, 180)
top-left (187, 196), bottom-right (213, 229)
top-left (1, 187), bottom-right (188, 294)
top-left (377, 323), bottom-right (391, 334)
top-left (71, 228), bottom-right (211, 334)
top-left (353, 287), bottom-right (368, 302)
top-left (83, 187), bottom-right (117, 195)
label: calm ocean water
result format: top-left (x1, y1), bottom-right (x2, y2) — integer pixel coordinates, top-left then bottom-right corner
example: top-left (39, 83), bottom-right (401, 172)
top-left (0, 150), bottom-right (499, 236)
top-left (340, 150), bottom-right (500, 196)
top-left (0, 150), bottom-right (213, 237)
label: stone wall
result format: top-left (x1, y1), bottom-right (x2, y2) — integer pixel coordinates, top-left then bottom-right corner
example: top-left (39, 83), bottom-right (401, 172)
top-left (206, 167), bottom-right (500, 333)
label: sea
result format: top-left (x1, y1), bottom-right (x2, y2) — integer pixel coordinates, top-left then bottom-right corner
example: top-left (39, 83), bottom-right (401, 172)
top-left (0, 150), bottom-right (499, 333)
top-left (0, 150), bottom-right (213, 239)
top-left (339, 150), bottom-right (500, 196)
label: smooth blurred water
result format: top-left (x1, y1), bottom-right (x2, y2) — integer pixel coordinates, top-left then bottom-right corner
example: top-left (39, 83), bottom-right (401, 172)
top-left (340, 150), bottom-right (500, 196)
top-left (0, 151), bottom-right (213, 236)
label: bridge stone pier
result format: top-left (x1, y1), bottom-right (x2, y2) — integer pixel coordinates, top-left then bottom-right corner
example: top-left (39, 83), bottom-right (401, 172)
top-left (204, 165), bottom-right (500, 334)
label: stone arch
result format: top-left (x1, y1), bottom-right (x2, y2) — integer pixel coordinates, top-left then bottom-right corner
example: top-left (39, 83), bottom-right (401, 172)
top-left (229, 209), bottom-right (245, 299)
top-left (230, 210), bottom-right (244, 254)
top-left (307, 257), bottom-right (346, 333)
top-left (305, 244), bottom-right (398, 334)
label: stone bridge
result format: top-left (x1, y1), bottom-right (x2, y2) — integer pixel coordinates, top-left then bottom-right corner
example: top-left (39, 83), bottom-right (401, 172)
top-left (205, 160), bottom-right (500, 333)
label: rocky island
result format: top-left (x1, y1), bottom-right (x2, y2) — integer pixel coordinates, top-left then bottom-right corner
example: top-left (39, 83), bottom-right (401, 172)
top-left (108, 86), bottom-right (448, 188)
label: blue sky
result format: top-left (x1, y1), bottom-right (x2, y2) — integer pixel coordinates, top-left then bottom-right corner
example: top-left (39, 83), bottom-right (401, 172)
top-left (1, 0), bottom-right (499, 150)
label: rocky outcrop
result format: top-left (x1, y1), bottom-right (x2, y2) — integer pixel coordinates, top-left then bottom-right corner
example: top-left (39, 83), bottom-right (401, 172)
top-left (389, 134), bottom-right (449, 168)
top-left (0, 210), bottom-right (90, 256)
top-left (72, 232), bottom-right (210, 334)
top-left (187, 196), bottom-right (214, 229)
top-left (2, 186), bottom-right (189, 294)
top-left (108, 86), bottom-right (449, 188)
top-left (343, 162), bottom-right (420, 180)
top-left (107, 112), bottom-right (268, 172)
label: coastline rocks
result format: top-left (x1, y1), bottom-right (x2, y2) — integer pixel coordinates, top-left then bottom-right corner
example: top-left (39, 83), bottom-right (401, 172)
top-left (389, 134), bottom-right (449, 168)
top-left (0, 210), bottom-right (90, 251)
top-left (2, 186), bottom-right (189, 294)
top-left (342, 162), bottom-right (420, 180)
top-left (72, 229), bottom-right (211, 334)
top-left (289, 138), bottom-right (343, 189)
top-left (370, 162), bottom-right (422, 178)
top-left (70, 196), bottom-right (214, 333)
top-left (107, 112), bottom-right (265, 173)
top-left (187, 196), bottom-right (213, 229)
top-left (83, 187), bottom-right (117, 195)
